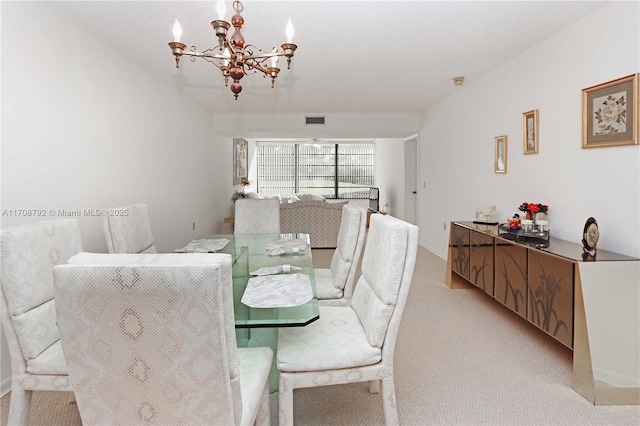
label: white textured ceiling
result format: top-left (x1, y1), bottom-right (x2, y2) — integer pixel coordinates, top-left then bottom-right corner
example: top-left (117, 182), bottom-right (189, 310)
top-left (50, 1), bottom-right (606, 114)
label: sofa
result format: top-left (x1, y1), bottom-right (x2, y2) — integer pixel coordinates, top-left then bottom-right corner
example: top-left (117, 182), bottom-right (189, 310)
top-left (280, 200), bottom-right (349, 248)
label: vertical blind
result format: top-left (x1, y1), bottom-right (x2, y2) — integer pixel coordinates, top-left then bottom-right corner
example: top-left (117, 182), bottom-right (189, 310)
top-left (257, 142), bottom-right (374, 199)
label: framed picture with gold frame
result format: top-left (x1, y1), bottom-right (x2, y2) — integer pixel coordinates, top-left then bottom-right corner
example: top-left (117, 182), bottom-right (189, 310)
top-left (494, 135), bottom-right (507, 174)
top-left (582, 73), bottom-right (639, 148)
top-left (523, 109), bottom-right (538, 154)
top-left (233, 138), bottom-right (248, 185)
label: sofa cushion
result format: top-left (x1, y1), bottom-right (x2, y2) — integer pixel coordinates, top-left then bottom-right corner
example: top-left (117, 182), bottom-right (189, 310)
top-left (292, 193), bottom-right (326, 202)
top-left (280, 201), bottom-right (348, 248)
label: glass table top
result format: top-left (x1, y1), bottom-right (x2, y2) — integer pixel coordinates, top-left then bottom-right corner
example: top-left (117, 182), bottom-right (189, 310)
top-left (198, 233), bottom-right (319, 328)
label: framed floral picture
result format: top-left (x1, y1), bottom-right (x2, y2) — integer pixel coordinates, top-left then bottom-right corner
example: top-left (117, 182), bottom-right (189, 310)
top-left (494, 135), bottom-right (507, 174)
top-left (523, 109), bottom-right (538, 154)
top-left (582, 73), bottom-right (638, 148)
top-left (233, 138), bottom-right (248, 185)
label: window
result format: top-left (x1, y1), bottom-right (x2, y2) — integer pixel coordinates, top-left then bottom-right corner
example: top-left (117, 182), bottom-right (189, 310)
top-left (257, 142), bottom-right (375, 199)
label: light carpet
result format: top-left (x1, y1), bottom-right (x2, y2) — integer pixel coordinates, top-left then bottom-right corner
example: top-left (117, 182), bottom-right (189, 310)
top-left (2, 246), bottom-right (638, 425)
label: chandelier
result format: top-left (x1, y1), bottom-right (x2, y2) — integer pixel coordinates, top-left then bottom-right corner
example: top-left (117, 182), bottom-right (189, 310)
top-left (168, 0), bottom-right (297, 100)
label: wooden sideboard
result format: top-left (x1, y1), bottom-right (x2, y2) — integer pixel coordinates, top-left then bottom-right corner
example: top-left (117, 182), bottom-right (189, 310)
top-left (446, 221), bottom-right (639, 405)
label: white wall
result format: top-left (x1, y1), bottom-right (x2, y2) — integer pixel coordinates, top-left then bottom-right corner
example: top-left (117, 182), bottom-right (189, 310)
top-left (213, 112), bottom-right (420, 139)
top-left (419, 1), bottom-right (640, 259)
top-left (0, 2), bottom-right (228, 393)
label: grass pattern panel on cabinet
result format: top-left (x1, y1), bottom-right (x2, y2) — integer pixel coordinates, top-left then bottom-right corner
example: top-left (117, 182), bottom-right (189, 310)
top-left (470, 230), bottom-right (494, 296)
top-left (527, 250), bottom-right (574, 349)
top-left (494, 239), bottom-right (528, 319)
top-left (450, 223), bottom-right (470, 281)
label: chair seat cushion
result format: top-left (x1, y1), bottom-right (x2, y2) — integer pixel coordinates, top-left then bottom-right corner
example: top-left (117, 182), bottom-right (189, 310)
top-left (238, 347), bottom-right (273, 424)
top-left (277, 305), bottom-right (381, 372)
top-left (313, 268), bottom-right (343, 299)
top-left (26, 340), bottom-right (68, 375)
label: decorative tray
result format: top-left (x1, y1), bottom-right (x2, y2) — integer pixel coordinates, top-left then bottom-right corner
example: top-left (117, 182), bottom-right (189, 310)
top-left (498, 223), bottom-right (550, 240)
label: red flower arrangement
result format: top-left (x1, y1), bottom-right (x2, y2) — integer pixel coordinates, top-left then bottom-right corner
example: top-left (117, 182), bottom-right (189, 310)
top-left (519, 202), bottom-right (549, 215)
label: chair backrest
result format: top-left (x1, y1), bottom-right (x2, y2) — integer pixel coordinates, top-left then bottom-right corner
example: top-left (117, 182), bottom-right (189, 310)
top-left (330, 204), bottom-right (367, 298)
top-left (234, 198), bottom-right (281, 235)
top-left (0, 219), bottom-right (83, 373)
top-left (54, 253), bottom-right (242, 425)
top-left (350, 214), bottom-right (418, 360)
top-left (102, 203), bottom-right (157, 253)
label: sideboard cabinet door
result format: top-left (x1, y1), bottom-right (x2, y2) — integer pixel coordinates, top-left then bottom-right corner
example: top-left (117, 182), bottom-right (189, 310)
top-left (527, 250), bottom-right (574, 349)
top-left (470, 230), bottom-right (494, 295)
top-left (450, 223), bottom-right (470, 280)
top-left (494, 238), bottom-right (528, 318)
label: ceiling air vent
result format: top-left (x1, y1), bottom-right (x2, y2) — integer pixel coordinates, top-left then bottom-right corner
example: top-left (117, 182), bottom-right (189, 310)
top-left (305, 116), bottom-right (325, 125)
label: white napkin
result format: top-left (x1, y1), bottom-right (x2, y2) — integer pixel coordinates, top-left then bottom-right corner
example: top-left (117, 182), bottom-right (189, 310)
top-left (175, 238), bottom-right (230, 253)
top-left (265, 238), bottom-right (308, 256)
top-left (250, 264), bottom-right (302, 276)
top-left (241, 273), bottom-right (313, 308)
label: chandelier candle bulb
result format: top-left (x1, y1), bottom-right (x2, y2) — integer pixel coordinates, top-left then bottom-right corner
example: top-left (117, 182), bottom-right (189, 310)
top-left (172, 19), bottom-right (182, 42)
top-left (216, 0), bottom-right (226, 20)
top-left (286, 18), bottom-right (294, 43)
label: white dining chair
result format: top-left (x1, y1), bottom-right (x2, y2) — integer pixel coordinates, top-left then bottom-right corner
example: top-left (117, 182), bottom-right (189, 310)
top-left (54, 252), bottom-right (272, 425)
top-left (0, 219), bottom-right (83, 425)
top-left (314, 204), bottom-right (367, 301)
top-left (277, 214), bottom-right (418, 425)
top-left (234, 198), bottom-right (281, 235)
top-left (102, 203), bottom-right (157, 253)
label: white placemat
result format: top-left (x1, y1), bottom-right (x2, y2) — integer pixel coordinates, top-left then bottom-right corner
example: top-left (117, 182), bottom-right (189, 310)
top-left (241, 273), bottom-right (313, 308)
top-left (250, 264), bottom-right (302, 276)
top-left (174, 238), bottom-right (230, 253)
top-left (265, 238), bottom-right (308, 256)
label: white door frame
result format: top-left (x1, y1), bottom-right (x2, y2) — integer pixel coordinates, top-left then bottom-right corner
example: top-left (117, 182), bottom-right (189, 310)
top-left (404, 134), bottom-right (418, 225)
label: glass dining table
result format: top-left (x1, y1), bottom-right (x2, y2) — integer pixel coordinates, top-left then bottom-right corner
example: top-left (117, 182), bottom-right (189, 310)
top-left (181, 232), bottom-right (319, 392)
top-left (193, 233), bottom-right (320, 329)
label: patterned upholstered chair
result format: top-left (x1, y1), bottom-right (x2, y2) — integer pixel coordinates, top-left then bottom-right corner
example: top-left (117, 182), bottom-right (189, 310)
top-left (235, 198), bottom-right (281, 235)
top-left (0, 219), bottom-right (84, 425)
top-left (102, 203), bottom-right (157, 253)
top-left (314, 204), bottom-right (367, 301)
top-left (54, 253), bottom-right (272, 425)
top-left (277, 214), bottom-right (418, 425)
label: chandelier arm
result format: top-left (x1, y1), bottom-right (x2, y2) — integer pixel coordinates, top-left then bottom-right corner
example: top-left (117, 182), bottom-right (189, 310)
top-left (244, 52), bottom-right (284, 61)
top-left (243, 44), bottom-right (281, 60)
top-left (201, 56), bottom-right (228, 69)
top-left (180, 50), bottom-right (230, 61)
top-left (244, 60), bottom-right (269, 75)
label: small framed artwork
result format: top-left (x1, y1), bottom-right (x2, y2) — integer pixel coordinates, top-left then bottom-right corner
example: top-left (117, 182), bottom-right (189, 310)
top-left (233, 138), bottom-right (248, 185)
top-left (582, 73), bottom-right (638, 148)
top-left (523, 109), bottom-right (539, 154)
top-left (494, 135), bottom-right (507, 174)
